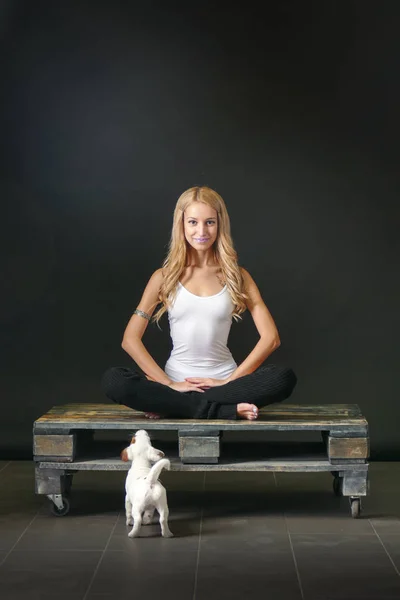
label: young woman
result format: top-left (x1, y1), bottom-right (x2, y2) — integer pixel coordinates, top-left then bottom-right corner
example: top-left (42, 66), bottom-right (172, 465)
top-left (101, 186), bottom-right (297, 420)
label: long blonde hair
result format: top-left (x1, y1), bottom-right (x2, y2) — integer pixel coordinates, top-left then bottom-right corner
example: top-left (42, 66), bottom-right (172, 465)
top-left (153, 186), bottom-right (248, 323)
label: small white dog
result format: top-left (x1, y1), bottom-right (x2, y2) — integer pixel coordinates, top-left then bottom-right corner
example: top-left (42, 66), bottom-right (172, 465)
top-left (121, 430), bottom-right (173, 538)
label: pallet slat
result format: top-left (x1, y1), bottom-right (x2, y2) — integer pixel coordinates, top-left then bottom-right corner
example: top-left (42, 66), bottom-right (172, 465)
top-left (34, 403), bottom-right (368, 433)
top-left (36, 456), bottom-right (369, 473)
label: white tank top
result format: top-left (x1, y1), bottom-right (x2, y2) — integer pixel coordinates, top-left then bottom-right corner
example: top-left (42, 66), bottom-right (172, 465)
top-left (164, 282), bottom-right (237, 382)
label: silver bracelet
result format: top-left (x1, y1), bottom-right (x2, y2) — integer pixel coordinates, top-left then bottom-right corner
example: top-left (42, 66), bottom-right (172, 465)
top-left (134, 309), bottom-right (151, 321)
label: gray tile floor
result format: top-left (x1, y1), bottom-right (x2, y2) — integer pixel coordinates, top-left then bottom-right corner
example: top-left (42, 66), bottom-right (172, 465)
top-left (0, 460), bottom-right (400, 599)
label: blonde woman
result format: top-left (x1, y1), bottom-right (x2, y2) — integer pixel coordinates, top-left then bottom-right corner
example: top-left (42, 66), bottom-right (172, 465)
top-left (101, 186), bottom-right (296, 420)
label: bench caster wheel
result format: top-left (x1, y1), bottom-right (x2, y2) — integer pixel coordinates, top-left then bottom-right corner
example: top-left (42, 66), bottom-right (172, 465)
top-left (333, 476), bottom-right (343, 497)
top-left (48, 494), bottom-right (70, 517)
top-left (350, 497), bottom-right (361, 519)
top-left (64, 474), bottom-right (74, 497)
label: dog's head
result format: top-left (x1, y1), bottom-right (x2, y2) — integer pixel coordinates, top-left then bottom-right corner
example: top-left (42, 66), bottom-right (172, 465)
top-left (120, 430), bottom-right (165, 463)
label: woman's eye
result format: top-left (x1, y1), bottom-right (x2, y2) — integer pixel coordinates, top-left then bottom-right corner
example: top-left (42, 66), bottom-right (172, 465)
top-left (187, 220), bottom-right (215, 225)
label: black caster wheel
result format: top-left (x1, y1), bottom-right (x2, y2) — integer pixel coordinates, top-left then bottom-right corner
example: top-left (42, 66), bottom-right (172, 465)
top-left (64, 474), bottom-right (74, 497)
top-left (350, 497), bottom-right (361, 518)
top-left (50, 496), bottom-right (70, 517)
top-left (333, 476), bottom-right (343, 497)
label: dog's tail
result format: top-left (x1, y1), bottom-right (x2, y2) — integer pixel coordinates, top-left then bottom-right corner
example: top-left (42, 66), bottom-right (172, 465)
top-left (146, 458), bottom-right (171, 487)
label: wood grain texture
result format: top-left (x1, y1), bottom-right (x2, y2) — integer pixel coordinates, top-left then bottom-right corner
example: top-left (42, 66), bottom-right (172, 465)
top-left (342, 471), bottom-right (369, 496)
top-left (328, 436), bottom-right (369, 460)
top-left (33, 403), bottom-right (368, 433)
top-left (179, 436), bottom-right (220, 460)
top-left (35, 467), bottom-right (66, 494)
top-left (36, 456), bottom-right (369, 473)
top-left (33, 434), bottom-right (76, 461)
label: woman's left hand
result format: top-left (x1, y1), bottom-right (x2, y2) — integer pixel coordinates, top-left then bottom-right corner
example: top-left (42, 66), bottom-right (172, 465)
top-left (184, 377), bottom-right (229, 390)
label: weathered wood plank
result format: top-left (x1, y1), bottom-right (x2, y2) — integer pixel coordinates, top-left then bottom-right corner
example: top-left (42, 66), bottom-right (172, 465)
top-left (178, 429), bottom-right (220, 437)
top-left (36, 456), bottom-right (369, 473)
top-left (179, 435), bottom-right (220, 464)
top-left (35, 402), bottom-right (363, 420)
top-left (33, 403), bottom-right (368, 433)
top-left (35, 467), bottom-right (66, 494)
top-left (342, 471), bottom-right (369, 496)
top-left (34, 421), bottom-right (368, 434)
top-left (33, 434), bottom-right (76, 462)
top-left (328, 436), bottom-right (369, 460)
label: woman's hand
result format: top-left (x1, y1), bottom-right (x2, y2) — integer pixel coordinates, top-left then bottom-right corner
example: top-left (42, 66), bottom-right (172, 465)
top-left (184, 377), bottom-right (229, 390)
top-left (167, 381), bottom-right (205, 393)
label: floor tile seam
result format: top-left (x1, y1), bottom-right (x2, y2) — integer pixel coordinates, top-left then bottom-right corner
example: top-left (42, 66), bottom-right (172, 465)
top-left (82, 511), bottom-right (121, 600)
top-left (286, 531), bottom-right (378, 536)
top-left (276, 472), bottom-right (304, 599)
top-left (369, 520), bottom-right (400, 577)
top-left (0, 462), bottom-right (11, 476)
top-left (7, 548), bottom-right (115, 553)
top-left (192, 472), bottom-right (206, 600)
top-left (284, 513), bottom-right (305, 600)
top-left (0, 501), bottom-right (44, 568)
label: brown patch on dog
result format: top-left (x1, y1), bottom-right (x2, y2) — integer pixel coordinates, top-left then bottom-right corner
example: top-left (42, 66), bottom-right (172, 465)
top-left (121, 436), bottom-right (136, 461)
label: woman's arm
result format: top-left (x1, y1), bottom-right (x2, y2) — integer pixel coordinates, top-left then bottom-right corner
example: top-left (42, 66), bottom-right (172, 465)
top-left (226, 268), bottom-right (280, 381)
top-left (121, 270), bottom-right (205, 393)
top-left (186, 267), bottom-right (280, 388)
top-left (121, 269), bottom-right (173, 386)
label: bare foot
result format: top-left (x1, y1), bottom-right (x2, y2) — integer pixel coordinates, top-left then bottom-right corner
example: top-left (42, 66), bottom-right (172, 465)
top-left (144, 412), bottom-right (161, 419)
top-left (237, 403), bottom-right (258, 420)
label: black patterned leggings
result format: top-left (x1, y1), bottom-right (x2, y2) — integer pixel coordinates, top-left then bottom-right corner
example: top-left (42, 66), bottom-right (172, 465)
top-left (101, 364), bottom-right (297, 420)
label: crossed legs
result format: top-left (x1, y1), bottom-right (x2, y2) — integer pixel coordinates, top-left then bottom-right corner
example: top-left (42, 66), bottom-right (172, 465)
top-left (101, 364), bottom-right (297, 420)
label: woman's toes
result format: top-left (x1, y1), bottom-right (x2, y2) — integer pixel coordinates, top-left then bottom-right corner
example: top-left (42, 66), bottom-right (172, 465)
top-left (144, 412), bottom-right (161, 419)
top-left (237, 403), bottom-right (258, 420)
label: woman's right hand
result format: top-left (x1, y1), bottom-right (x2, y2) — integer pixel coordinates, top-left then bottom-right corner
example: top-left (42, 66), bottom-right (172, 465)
top-left (167, 381), bottom-right (205, 393)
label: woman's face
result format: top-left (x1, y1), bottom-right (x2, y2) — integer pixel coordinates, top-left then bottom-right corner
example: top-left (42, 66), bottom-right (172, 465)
top-left (183, 202), bottom-right (218, 251)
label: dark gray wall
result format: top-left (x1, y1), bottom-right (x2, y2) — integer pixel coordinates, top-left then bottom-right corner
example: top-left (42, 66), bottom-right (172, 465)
top-left (1, 1), bottom-right (399, 458)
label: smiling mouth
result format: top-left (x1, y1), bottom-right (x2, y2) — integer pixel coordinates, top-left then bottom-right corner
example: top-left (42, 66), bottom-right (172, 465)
top-left (193, 238), bottom-right (210, 242)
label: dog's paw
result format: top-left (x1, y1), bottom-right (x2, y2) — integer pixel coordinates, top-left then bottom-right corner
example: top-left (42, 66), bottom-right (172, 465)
top-left (126, 518), bottom-right (134, 526)
top-left (128, 529), bottom-right (139, 538)
top-left (162, 530), bottom-right (174, 538)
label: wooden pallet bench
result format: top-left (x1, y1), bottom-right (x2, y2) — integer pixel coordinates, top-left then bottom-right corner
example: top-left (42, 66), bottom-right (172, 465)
top-left (33, 402), bottom-right (370, 518)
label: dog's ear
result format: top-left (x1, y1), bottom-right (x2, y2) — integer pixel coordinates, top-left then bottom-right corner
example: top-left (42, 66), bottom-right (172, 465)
top-left (120, 436), bottom-right (135, 461)
top-left (148, 447), bottom-right (165, 462)
top-left (121, 441), bottom-right (136, 462)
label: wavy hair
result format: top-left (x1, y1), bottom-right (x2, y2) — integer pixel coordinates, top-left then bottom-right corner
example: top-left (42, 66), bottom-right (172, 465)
top-left (153, 186), bottom-right (248, 323)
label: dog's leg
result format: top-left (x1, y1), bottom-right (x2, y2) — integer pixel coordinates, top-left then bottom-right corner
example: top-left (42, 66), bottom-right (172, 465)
top-left (158, 501), bottom-right (173, 538)
top-left (125, 495), bottom-right (133, 526)
top-left (143, 507), bottom-right (155, 525)
top-left (128, 508), bottom-right (143, 538)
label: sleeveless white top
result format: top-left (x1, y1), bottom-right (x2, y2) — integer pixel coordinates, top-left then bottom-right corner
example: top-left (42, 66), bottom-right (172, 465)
top-left (164, 282), bottom-right (237, 382)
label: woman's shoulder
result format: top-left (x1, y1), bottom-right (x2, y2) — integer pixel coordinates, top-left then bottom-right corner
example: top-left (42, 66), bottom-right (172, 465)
top-left (143, 268), bottom-right (164, 295)
top-left (148, 268), bottom-right (164, 285)
top-left (239, 266), bottom-right (251, 281)
top-left (239, 267), bottom-right (258, 290)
